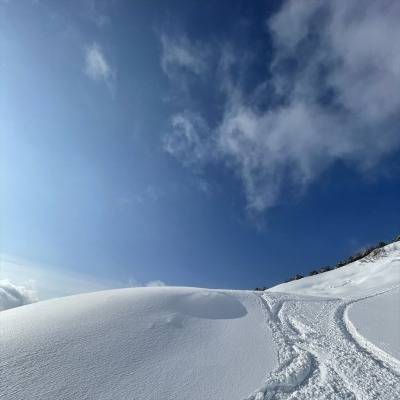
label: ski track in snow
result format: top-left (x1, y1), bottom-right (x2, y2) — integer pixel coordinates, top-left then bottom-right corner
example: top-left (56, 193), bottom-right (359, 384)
top-left (246, 287), bottom-right (400, 400)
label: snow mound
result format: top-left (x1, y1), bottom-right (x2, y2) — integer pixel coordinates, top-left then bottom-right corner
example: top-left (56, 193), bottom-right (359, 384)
top-left (0, 286), bottom-right (277, 400)
top-left (169, 290), bottom-right (247, 319)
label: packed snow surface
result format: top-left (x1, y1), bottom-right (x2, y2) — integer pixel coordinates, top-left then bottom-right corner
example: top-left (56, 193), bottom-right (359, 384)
top-left (347, 287), bottom-right (400, 361)
top-left (0, 287), bottom-right (276, 400)
top-left (1, 243), bottom-right (400, 399)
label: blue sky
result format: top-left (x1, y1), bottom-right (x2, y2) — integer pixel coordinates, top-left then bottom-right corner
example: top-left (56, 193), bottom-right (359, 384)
top-left (1, 0), bottom-right (400, 299)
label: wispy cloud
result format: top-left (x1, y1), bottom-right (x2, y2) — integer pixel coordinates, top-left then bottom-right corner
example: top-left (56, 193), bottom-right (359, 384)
top-left (160, 34), bottom-right (208, 78)
top-left (84, 42), bottom-right (115, 90)
top-left (127, 278), bottom-right (166, 288)
top-left (82, 0), bottom-right (111, 28)
top-left (117, 185), bottom-right (164, 207)
top-left (161, 0), bottom-right (400, 215)
top-left (164, 112), bottom-right (214, 167)
top-left (145, 280), bottom-right (166, 287)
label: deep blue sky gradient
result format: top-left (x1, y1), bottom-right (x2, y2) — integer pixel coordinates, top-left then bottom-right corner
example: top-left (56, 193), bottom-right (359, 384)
top-left (1, 0), bottom-right (399, 294)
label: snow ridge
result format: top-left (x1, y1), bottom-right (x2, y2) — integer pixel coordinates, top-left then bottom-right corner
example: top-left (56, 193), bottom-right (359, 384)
top-left (247, 289), bottom-right (400, 400)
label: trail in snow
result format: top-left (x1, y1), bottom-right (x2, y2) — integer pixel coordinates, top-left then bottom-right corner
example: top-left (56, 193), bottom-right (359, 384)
top-left (247, 288), bottom-right (400, 400)
top-left (2, 243), bottom-right (398, 399)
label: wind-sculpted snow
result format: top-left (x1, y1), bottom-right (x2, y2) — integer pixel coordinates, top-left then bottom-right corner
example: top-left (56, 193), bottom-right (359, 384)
top-left (0, 287), bottom-right (277, 400)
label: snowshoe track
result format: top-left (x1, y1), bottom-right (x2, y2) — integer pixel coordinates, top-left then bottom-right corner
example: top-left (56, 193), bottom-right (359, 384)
top-left (246, 289), bottom-right (400, 400)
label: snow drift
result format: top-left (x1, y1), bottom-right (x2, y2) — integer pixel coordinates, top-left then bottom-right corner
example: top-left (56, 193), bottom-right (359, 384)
top-left (0, 287), bottom-right (276, 400)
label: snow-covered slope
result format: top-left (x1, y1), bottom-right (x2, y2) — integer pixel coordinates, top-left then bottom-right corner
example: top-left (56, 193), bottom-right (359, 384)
top-left (1, 243), bottom-right (399, 399)
top-left (346, 286), bottom-right (400, 362)
top-left (246, 242), bottom-right (400, 400)
top-left (0, 287), bottom-right (277, 400)
top-left (269, 242), bottom-right (400, 298)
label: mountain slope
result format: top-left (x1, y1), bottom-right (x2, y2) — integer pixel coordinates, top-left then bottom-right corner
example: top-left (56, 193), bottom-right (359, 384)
top-left (245, 242), bottom-right (400, 399)
top-left (269, 241), bottom-right (400, 298)
top-left (346, 286), bottom-right (400, 364)
top-left (1, 243), bottom-right (399, 399)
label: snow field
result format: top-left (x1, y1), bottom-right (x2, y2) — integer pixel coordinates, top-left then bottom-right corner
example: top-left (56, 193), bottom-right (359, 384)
top-left (0, 287), bottom-right (277, 400)
top-left (248, 242), bottom-right (400, 399)
top-left (1, 242), bottom-right (399, 399)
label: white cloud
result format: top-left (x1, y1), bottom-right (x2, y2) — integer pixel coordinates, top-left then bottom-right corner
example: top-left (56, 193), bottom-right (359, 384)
top-left (127, 278), bottom-right (166, 288)
top-left (160, 34), bottom-right (208, 78)
top-left (162, 0), bottom-right (400, 214)
top-left (164, 112), bottom-right (214, 167)
top-left (0, 255), bottom-right (122, 301)
top-left (84, 42), bottom-right (115, 88)
top-left (82, 0), bottom-right (110, 28)
top-left (117, 185), bottom-right (164, 207)
top-left (0, 280), bottom-right (37, 311)
top-left (146, 280), bottom-right (166, 287)
top-left (1, 256), bottom-right (167, 304)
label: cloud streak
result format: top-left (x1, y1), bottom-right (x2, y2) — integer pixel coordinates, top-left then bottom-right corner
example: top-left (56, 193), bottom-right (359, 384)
top-left (162, 0), bottom-right (400, 214)
top-left (160, 34), bottom-right (208, 78)
top-left (164, 112), bottom-right (214, 167)
top-left (84, 42), bottom-right (115, 90)
top-left (145, 280), bottom-right (166, 287)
